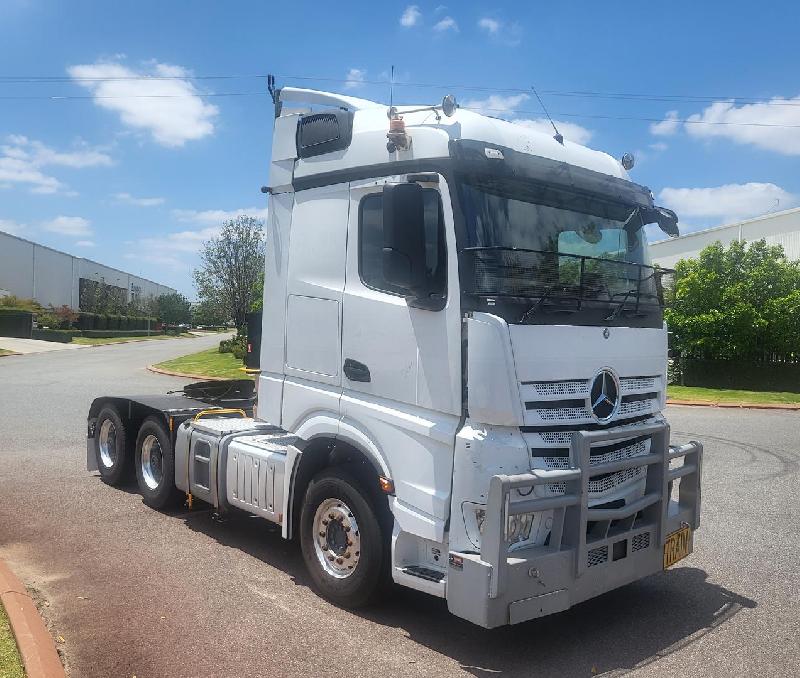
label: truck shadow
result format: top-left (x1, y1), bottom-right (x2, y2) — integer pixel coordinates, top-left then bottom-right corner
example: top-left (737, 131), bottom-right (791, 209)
top-left (181, 509), bottom-right (755, 677)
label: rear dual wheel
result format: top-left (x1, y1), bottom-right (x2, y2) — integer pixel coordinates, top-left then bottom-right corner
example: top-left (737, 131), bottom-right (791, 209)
top-left (135, 417), bottom-right (181, 509)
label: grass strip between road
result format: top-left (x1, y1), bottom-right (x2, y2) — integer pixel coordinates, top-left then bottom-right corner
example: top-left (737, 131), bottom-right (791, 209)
top-left (153, 347), bottom-right (252, 380)
top-left (0, 602), bottom-right (25, 678)
top-left (72, 332), bottom-right (194, 346)
top-left (668, 385), bottom-right (800, 406)
top-left (0, 349), bottom-right (18, 357)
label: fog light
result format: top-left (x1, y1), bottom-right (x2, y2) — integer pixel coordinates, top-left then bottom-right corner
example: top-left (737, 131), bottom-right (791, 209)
top-left (506, 512), bottom-right (535, 543)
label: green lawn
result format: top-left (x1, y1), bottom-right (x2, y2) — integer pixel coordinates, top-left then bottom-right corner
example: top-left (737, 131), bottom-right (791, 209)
top-left (72, 332), bottom-right (193, 345)
top-left (0, 603), bottom-right (25, 678)
top-left (668, 385), bottom-right (800, 405)
top-left (153, 347), bottom-right (252, 380)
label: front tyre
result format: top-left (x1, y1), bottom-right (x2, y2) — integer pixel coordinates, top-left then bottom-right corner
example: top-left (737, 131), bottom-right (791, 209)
top-left (300, 467), bottom-right (388, 608)
top-left (135, 416), bottom-right (181, 509)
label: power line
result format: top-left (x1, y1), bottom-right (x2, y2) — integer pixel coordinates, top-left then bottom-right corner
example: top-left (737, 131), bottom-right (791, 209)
top-left (0, 71), bottom-right (798, 107)
top-left (0, 89), bottom-right (797, 128)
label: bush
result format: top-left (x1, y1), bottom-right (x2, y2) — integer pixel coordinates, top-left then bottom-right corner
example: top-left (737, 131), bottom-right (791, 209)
top-left (0, 296), bottom-right (41, 312)
top-left (81, 329), bottom-right (165, 338)
top-left (32, 328), bottom-right (81, 343)
top-left (35, 311), bottom-right (61, 329)
top-left (219, 333), bottom-right (247, 361)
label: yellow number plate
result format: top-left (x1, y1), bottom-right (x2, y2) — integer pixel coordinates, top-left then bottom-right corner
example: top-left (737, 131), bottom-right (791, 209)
top-left (663, 525), bottom-right (691, 569)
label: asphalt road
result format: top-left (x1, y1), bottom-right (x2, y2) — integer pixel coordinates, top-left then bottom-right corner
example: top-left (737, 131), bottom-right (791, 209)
top-left (0, 338), bottom-right (798, 677)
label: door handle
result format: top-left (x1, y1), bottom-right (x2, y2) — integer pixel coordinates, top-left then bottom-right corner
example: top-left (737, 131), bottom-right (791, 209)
top-left (343, 358), bottom-right (371, 383)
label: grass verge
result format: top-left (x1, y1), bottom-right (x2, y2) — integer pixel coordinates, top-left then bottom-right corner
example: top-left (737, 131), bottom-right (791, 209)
top-left (153, 347), bottom-right (252, 380)
top-left (0, 602), bottom-right (25, 678)
top-left (0, 349), bottom-right (18, 357)
top-left (72, 332), bottom-right (194, 346)
top-left (668, 385), bottom-right (800, 405)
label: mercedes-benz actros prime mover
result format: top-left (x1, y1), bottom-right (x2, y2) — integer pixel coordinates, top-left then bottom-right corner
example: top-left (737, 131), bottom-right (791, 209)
top-left (87, 85), bottom-right (702, 628)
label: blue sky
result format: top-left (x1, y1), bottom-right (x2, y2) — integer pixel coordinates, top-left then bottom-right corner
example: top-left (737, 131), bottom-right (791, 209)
top-left (1, 0), bottom-right (799, 297)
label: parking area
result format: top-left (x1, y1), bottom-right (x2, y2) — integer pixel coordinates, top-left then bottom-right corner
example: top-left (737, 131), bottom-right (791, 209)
top-left (0, 341), bottom-right (797, 677)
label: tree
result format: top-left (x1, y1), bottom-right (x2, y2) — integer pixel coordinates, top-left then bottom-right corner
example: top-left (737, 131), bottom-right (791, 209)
top-left (192, 298), bottom-right (229, 326)
top-left (193, 215), bottom-right (265, 329)
top-left (155, 292), bottom-right (192, 325)
top-left (666, 239), bottom-right (800, 361)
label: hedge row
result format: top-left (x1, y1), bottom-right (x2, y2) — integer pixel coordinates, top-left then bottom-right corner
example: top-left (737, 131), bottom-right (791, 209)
top-left (81, 329), bottom-right (165, 338)
top-left (32, 328), bottom-right (81, 343)
top-left (76, 312), bottom-right (157, 331)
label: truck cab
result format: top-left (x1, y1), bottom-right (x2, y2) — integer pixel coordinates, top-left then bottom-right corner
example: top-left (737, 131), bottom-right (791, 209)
top-left (87, 86), bottom-right (702, 628)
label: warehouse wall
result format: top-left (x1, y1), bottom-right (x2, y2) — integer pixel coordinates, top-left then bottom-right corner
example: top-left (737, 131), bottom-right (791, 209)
top-left (650, 207), bottom-right (800, 268)
top-left (0, 231), bottom-right (176, 308)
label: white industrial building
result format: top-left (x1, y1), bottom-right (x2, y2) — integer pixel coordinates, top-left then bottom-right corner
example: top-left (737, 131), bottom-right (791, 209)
top-left (0, 230), bottom-right (176, 310)
top-left (649, 207), bottom-right (800, 268)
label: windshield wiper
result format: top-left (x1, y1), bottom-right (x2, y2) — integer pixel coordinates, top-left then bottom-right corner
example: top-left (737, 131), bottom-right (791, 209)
top-left (520, 285), bottom-right (578, 323)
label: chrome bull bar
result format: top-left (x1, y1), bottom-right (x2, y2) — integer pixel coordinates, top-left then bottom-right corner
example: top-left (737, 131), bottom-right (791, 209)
top-left (480, 422), bottom-right (702, 599)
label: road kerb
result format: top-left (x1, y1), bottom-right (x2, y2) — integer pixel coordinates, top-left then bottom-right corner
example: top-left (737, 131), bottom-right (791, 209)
top-left (668, 398), bottom-right (800, 411)
top-left (0, 560), bottom-right (65, 678)
top-left (147, 364), bottom-right (229, 381)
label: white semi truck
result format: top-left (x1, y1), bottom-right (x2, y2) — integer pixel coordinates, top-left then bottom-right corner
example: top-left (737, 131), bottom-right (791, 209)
top-left (87, 85), bottom-right (702, 628)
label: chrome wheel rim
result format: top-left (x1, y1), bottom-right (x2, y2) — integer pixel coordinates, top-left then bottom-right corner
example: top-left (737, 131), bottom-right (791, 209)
top-left (140, 434), bottom-right (163, 490)
top-left (98, 419), bottom-right (117, 469)
top-left (312, 498), bottom-right (361, 579)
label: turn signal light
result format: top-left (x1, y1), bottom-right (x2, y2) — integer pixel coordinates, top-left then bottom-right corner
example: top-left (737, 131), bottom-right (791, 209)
top-left (378, 476), bottom-right (395, 494)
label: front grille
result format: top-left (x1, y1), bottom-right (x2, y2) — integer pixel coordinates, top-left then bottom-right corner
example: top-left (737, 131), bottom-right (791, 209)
top-left (533, 437), bottom-right (651, 497)
top-left (521, 375), bottom-right (662, 427)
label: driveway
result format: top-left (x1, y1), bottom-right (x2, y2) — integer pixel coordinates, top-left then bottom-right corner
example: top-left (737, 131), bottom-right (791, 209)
top-left (0, 337), bottom-right (89, 353)
top-left (0, 341), bottom-right (797, 677)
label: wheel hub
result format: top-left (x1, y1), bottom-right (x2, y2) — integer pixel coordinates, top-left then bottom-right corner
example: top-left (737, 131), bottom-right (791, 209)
top-left (98, 419), bottom-right (117, 468)
top-left (312, 499), bottom-right (361, 578)
top-left (141, 434), bottom-right (164, 490)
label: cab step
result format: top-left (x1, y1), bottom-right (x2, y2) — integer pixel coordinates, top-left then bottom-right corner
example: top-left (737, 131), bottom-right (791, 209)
top-left (402, 565), bottom-right (446, 583)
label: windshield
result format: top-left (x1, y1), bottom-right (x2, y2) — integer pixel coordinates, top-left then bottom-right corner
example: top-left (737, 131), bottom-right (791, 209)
top-left (457, 176), bottom-right (671, 328)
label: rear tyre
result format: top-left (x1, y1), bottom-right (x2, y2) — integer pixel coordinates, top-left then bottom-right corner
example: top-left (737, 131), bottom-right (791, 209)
top-left (135, 417), bottom-right (181, 509)
top-left (300, 467), bottom-right (389, 608)
top-left (94, 406), bottom-right (131, 486)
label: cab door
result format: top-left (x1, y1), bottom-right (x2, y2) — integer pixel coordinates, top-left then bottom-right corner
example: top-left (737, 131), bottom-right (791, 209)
top-left (340, 175), bottom-right (461, 542)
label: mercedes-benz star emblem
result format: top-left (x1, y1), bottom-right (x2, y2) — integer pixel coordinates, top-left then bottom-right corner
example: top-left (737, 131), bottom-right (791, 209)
top-left (589, 368), bottom-right (620, 423)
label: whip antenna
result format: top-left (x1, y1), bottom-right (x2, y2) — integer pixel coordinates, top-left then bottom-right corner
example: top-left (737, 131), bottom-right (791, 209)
top-left (531, 84), bottom-right (563, 145)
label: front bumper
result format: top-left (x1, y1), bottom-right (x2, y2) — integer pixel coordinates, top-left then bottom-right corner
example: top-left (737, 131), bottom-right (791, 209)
top-left (446, 422), bottom-right (702, 628)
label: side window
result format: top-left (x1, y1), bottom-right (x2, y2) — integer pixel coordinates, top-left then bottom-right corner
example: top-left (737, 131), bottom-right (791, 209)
top-left (359, 189), bottom-right (446, 297)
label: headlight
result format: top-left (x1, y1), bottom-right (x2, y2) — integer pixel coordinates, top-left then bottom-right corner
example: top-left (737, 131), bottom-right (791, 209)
top-left (506, 512), bottom-right (535, 543)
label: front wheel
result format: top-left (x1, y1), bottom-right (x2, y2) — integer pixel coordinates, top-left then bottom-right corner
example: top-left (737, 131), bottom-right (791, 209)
top-left (135, 417), bottom-right (181, 509)
top-left (300, 467), bottom-right (389, 608)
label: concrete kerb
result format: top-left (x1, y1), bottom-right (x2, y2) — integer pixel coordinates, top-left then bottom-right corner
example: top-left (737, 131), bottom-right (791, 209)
top-left (668, 399), bottom-right (800, 411)
top-left (0, 560), bottom-right (65, 678)
top-left (147, 364), bottom-right (229, 381)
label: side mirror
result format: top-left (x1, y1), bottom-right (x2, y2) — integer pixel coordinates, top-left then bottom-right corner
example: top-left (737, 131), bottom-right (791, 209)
top-left (644, 205), bottom-right (680, 238)
top-left (382, 183), bottom-right (428, 295)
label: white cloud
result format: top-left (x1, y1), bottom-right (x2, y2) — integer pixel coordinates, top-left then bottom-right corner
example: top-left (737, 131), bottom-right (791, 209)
top-left (650, 110), bottom-right (680, 136)
top-left (67, 60), bottom-right (219, 147)
top-left (477, 17), bottom-right (521, 45)
top-left (478, 17), bottom-right (500, 34)
top-left (172, 207), bottom-right (269, 226)
top-left (42, 215), bottom-right (92, 237)
top-left (512, 118), bottom-right (593, 145)
top-left (344, 68), bottom-right (366, 90)
top-left (684, 96), bottom-right (800, 155)
top-left (649, 142), bottom-right (668, 152)
top-left (433, 16), bottom-right (458, 32)
top-left (75, 240), bottom-right (95, 247)
top-left (463, 93), bottom-right (529, 116)
top-left (0, 135), bottom-right (110, 195)
top-left (113, 192), bottom-right (165, 207)
top-left (658, 183), bottom-right (798, 224)
top-left (0, 218), bottom-right (25, 235)
top-left (400, 5), bottom-right (421, 27)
